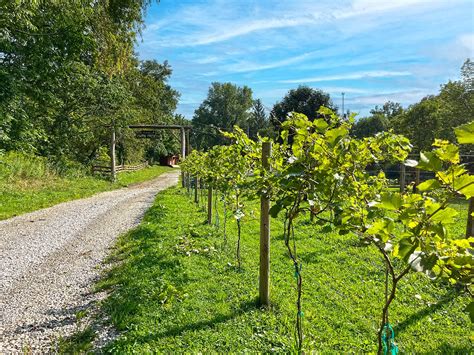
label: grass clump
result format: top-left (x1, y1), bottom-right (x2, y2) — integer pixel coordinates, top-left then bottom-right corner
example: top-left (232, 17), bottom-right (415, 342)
top-left (0, 151), bottom-right (172, 220)
top-left (87, 187), bottom-right (471, 353)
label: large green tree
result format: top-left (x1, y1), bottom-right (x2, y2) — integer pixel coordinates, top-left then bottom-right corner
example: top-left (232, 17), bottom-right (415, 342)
top-left (0, 0), bottom-right (183, 166)
top-left (351, 101), bottom-right (403, 138)
top-left (192, 82), bottom-right (253, 150)
top-left (271, 86), bottom-right (335, 126)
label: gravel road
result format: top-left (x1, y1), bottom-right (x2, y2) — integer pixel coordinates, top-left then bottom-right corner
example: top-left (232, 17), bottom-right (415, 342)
top-left (0, 170), bottom-right (179, 353)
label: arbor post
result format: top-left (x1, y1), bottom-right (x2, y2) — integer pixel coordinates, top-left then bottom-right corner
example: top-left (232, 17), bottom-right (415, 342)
top-left (207, 185), bottom-right (212, 225)
top-left (110, 123), bottom-right (116, 182)
top-left (185, 128), bottom-right (191, 156)
top-left (181, 127), bottom-right (186, 188)
top-left (259, 141), bottom-right (271, 307)
top-left (400, 163), bottom-right (406, 193)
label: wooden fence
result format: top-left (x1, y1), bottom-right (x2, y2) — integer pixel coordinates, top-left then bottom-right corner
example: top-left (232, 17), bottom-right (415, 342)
top-left (92, 161), bottom-right (149, 175)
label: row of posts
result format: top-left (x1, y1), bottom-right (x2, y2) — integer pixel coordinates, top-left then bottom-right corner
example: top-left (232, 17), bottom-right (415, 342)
top-left (184, 142), bottom-right (272, 306)
top-left (185, 144), bottom-right (474, 307)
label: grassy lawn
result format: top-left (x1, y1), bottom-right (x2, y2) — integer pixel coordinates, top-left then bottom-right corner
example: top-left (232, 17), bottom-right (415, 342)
top-left (0, 165), bottom-right (173, 220)
top-left (71, 186), bottom-right (472, 353)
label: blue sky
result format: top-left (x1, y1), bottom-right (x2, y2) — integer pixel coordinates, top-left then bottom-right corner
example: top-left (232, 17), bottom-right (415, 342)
top-left (137, 0), bottom-right (474, 119)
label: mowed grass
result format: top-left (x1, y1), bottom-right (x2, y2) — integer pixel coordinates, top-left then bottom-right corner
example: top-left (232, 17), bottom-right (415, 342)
top-left (0, 165), bottom-right (172, 220)
top-left (83, 186), bottom-right (472, 353)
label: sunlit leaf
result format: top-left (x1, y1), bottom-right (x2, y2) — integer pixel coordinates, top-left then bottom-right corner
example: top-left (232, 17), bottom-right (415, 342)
top-left (454, 121), bottom-right (474, 144)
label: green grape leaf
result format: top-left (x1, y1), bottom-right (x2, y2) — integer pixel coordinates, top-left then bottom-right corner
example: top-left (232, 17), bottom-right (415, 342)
top-left (454, 121), bottom-right (474, 144)
top-left (313, 118), bottom-right (328, 131)
top-left (417, 179), bottom-right (441, 192)
top-left (325, 127), bottom-right (348, 146)
top-left (397, 237), bottom-right (418, 260)
top-left (377, 192), bottom-right (402, 211)
top-left (417, 152), bottom-right (443, 172)
top-left (453, 174), bottom-right (474, 198)
top-left (430, 207), bottom-right (458, 224)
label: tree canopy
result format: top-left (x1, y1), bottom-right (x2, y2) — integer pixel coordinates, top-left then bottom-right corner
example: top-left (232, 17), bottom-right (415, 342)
top-left (0, 0), bottom-right (182, 166)
top-left (271, 86), bottom-right (335, 125)
top-left (192, 82), bottom-right (253, 150)
top-left (351, 59), bottom-right (473, 153)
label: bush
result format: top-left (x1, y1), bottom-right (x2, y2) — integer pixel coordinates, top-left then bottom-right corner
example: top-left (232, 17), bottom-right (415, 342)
top-left (0, 151), bottom-right (89, 181)
top-left (0, 151), bottom-right (52, 181)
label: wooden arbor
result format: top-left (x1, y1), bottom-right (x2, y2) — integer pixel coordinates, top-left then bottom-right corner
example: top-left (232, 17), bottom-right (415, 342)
top-left (108, 124), bottom-right (191, 181)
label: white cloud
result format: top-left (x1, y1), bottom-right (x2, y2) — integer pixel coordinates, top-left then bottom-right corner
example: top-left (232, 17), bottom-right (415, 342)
top-left (190, 17), bottom-right (319, 46)
top-left (459, 33), bottom-right (474, 53)
top-left (223, 51), bottom-right (321, 73)
top-left (280, 70), bottom-right (412, 83)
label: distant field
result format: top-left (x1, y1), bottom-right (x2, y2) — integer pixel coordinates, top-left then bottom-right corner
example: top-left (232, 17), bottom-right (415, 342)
top-left (61, 186), bottom-right (471, 353)
top-left (0, 165), bottom-right (173, 220)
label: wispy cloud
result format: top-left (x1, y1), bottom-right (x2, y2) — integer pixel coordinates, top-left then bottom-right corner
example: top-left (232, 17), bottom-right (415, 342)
top-left (190, 17), bottom-right (320, 46)
top-left (223, 51), bottom-right (321, 73)
top-left (139, 0), bottom-right (473, 118)
top-left (280, 71), bottom-right (412, 84)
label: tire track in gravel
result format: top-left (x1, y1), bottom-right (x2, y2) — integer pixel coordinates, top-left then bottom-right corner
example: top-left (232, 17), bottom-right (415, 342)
top-left (0, 170), bottom-right (180, 353)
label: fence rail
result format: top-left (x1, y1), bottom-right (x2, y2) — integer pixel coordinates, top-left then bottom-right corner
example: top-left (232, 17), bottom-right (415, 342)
top-left (92, 162), bottom-right (149, 174)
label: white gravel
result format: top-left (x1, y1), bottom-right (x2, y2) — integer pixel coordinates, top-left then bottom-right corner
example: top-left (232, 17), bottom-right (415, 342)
top-left (0, 170), bottom-right (179, 353)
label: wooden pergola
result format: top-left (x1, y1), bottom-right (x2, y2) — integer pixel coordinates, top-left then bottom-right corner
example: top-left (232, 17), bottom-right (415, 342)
top-left (108, 124), bottom-right (192, 181)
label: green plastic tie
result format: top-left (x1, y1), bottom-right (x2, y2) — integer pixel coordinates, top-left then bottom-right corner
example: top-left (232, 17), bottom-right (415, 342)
top-left (381, 323), bottom-right (399, 355)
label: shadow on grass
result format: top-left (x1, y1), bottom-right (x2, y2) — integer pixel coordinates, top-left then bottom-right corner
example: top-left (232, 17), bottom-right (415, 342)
top-left (393, 289), bottom-right (460, 335)
top-left (125, 299), bottom-right (257, 346)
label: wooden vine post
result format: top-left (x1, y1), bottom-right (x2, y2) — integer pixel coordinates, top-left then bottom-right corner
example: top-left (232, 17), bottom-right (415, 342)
top-left (467, 198), bottom-right (474, 238)
top-left (399, 163), bottom-right (406, 193)
top-left (194, 175), bottom-right (199, 204)
top-left (259, 141), bottom-right (271, 307)
top-left (110, 122), bottom-right (116, 182)
top-left (207, 185), bottom-right (212, 225)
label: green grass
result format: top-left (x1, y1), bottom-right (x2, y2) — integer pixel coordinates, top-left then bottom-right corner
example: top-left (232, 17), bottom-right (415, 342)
top-left (0, 165), bottom-right (172, 220)
top-left (80, 187), bottom-right (472, 353)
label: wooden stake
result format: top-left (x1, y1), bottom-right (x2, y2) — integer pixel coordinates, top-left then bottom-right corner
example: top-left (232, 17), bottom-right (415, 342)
top-left (467, 197), bottom-right (474, 238)
top-left (400, 163), bottom-right (406, 193)
top-left (186, 173), bottom-right (190, 194)
top-left (414, 168), bottom-right (420, 192)
top-left (259, 141), bottom-right (271, 307)
top-left (208, 185), bottom-right (212, 225)
top-left (194, 175), bottom-right (199, 204)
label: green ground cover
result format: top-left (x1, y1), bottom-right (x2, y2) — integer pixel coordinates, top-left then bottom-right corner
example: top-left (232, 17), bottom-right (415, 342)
top-left (72, 186), bottom-right (472, 353)
top-left (0, 165), bottom-right (172, 220)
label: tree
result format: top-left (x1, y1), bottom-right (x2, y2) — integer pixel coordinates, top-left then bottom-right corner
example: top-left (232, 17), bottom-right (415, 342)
top-left (351, 101), bottom-right (403, 138)
top-left (0, 0), bottom-right (183, 166)
top-left (271, 86), bottom-right (335, 126)
top-left (192, 82), bottom-right (253, 150)
top-left (370, 101), bottom-right (404, 119)
top-left (351, 115), bottom-right (389, 138)
top-left (436, 59), bottom-right (474, 152)
top-left (246, 99), bottom-right (274, 140)
top-left (391, 96), bottom-right (441, 151)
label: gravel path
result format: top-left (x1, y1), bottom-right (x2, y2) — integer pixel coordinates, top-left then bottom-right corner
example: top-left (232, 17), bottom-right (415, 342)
top-left (0, 170), bottom-right (179, 353)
